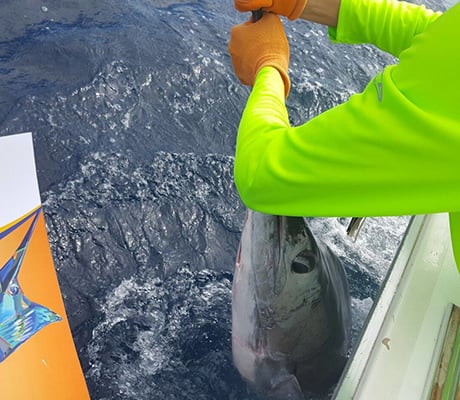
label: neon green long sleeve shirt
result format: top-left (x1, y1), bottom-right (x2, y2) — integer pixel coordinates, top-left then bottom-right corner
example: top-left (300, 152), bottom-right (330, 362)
top-left (233, 0), bottom-right (460, 267)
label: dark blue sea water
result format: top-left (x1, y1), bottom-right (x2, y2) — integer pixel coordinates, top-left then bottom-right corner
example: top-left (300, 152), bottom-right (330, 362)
top-left (0, 0), bottom-right (453, 399)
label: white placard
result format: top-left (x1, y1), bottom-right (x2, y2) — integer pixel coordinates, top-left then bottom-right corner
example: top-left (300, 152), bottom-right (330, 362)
top-left (0, 132), bottom-right (41, 228)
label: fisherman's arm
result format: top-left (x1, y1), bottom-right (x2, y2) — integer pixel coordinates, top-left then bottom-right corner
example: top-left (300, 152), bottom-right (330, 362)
top-left (324, 0), bottom-right (442, 56)
top-left (234, 61), bottom-right (460, 218)
top-left (229, 9), bottom-right (460, 217)
top-left (235, 0), bottom-right (442, 57)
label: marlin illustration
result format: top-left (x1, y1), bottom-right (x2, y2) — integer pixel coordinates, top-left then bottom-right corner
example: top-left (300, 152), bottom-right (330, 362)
top-left (0, 208), bottom-right (61, 363)
top-left (232, 210), bottom-right (351, 399)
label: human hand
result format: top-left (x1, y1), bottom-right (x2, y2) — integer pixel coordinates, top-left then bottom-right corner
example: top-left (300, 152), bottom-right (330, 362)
top-left (234, 0), bottom-right (307, 20)
top-left (229, 13), bottom-right (290, 97)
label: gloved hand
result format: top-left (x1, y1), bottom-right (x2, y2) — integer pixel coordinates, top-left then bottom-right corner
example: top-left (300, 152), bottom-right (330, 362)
top-left (229, 13), bottom-right (290, 97)
top-left (234, 0), bottom-right (307, 20)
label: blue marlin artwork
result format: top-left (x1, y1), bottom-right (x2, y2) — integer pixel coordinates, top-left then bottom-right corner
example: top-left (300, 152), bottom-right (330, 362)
top-left (232, 210), bottom-right (351, 399)
top-left (0, 208), bottom-right (61, 363)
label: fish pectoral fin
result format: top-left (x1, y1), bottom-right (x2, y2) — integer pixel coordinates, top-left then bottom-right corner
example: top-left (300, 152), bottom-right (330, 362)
top-left (268, 371), bottom-right (304, 400)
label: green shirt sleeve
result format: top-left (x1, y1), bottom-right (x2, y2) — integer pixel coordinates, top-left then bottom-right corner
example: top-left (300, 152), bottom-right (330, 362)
top-left (233, 1), bottom-right (460, 268)
top-left (235, 64), bottom-right (460, 218)
top-left (328, 0), bottom-right (441, 56)
top-left (234, 2), bottom-right (460, 214)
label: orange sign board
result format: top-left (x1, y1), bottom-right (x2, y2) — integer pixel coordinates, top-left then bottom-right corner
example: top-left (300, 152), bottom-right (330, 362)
top-left (0, 133), bottom-right (90, 399)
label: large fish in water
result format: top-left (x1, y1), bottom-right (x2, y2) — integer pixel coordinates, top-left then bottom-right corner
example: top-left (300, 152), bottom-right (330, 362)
top-left (232, 210), bottom-right (351, 399)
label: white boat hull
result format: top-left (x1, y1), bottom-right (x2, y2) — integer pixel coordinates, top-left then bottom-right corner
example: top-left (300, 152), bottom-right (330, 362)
top-left (334, 213), bottom-right (460, 399)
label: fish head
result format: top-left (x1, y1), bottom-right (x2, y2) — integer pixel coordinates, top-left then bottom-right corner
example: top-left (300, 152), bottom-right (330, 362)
top-left (232, 210), bottom-right (351, 395)
top-left (237, 211), bottom-right (322, 320)
top-left (232, 212), bottom-right (324, 385)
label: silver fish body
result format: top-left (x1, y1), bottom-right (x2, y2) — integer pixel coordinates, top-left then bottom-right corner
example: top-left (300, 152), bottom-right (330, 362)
top-left (232, 210), bottom-right (351, 398)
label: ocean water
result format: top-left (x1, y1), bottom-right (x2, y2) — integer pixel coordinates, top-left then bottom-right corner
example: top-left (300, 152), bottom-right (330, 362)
top-left (0, 0), bottom-right (453, 399)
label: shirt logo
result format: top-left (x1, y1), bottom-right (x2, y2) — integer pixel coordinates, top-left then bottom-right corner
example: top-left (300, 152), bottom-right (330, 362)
top-left (373, 71), bottom-right (384, 102)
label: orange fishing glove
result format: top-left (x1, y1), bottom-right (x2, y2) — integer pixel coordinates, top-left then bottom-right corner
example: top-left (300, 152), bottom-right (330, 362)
top-left (234, 0), bottom-right (307, 20)
top-left (229, 13), bottom-right (290, 98)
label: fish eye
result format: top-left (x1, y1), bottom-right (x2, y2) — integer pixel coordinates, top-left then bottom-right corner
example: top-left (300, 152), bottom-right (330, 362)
top-left (291, 254), bottom-right (316, 274)
top-left (8, 284), bottom-right (19, 296)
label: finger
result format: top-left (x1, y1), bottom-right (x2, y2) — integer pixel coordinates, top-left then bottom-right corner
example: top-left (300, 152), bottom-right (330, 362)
top-left (234, 0), bottom-right (273, 12)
